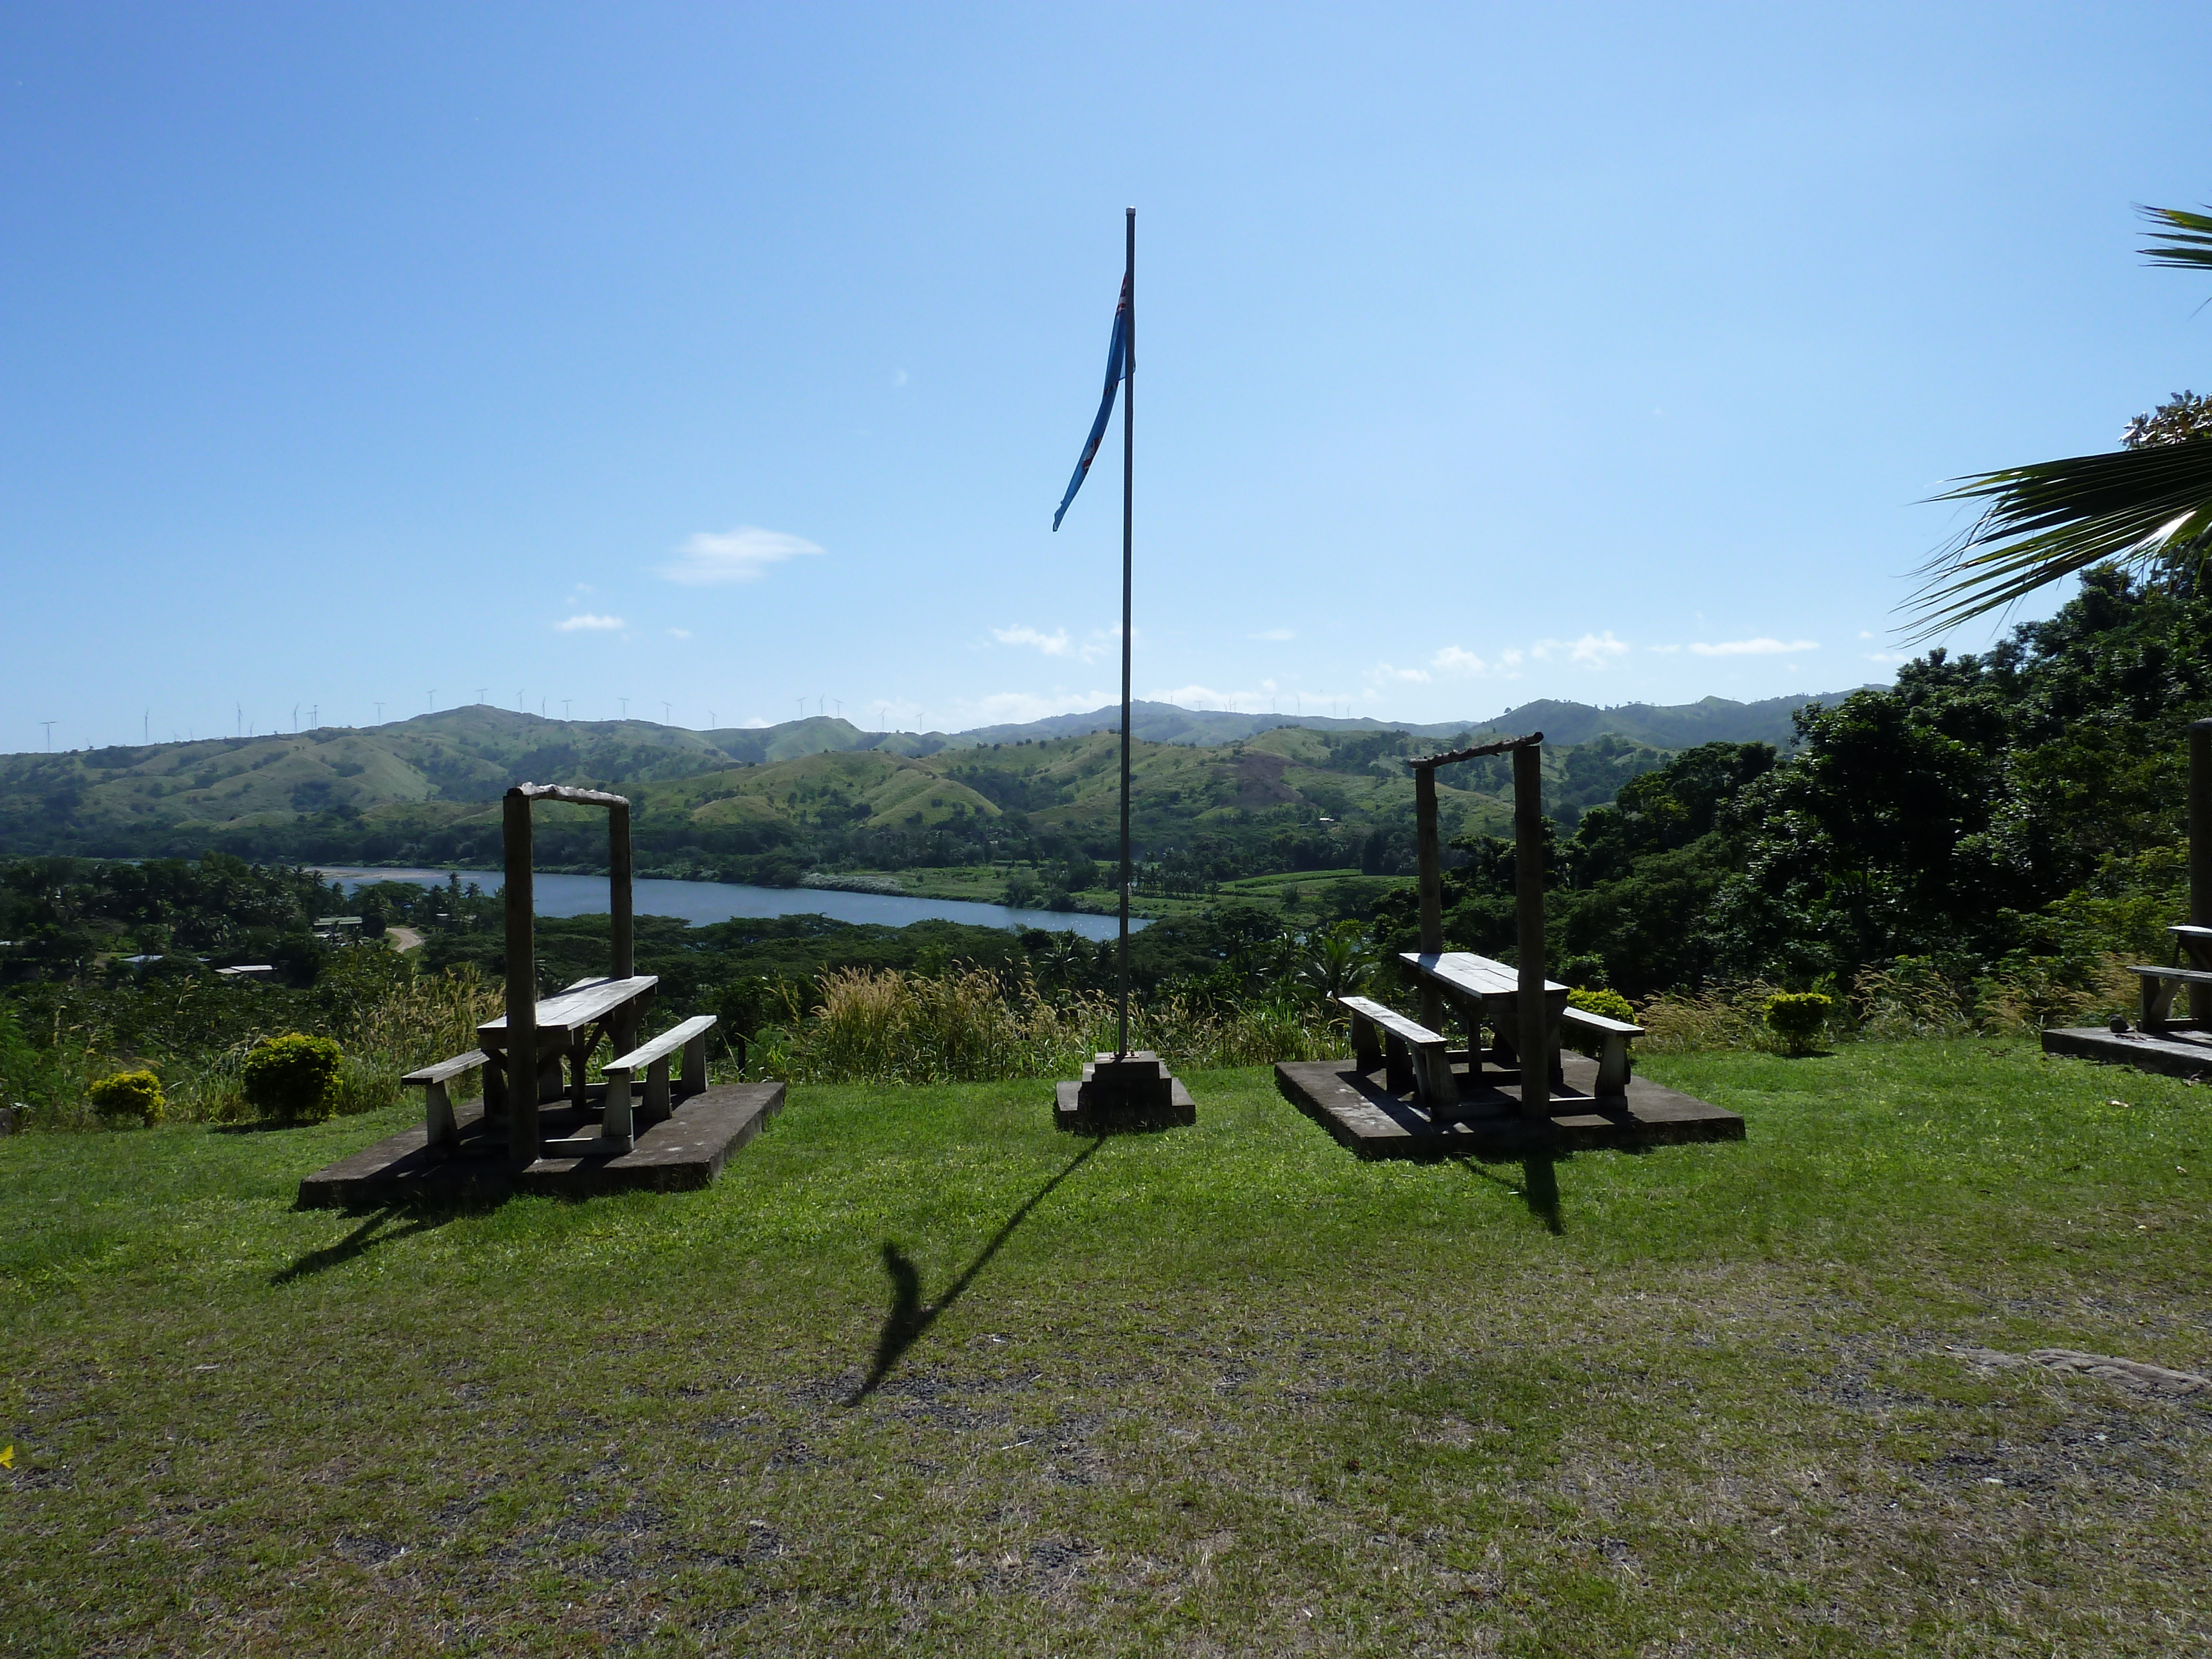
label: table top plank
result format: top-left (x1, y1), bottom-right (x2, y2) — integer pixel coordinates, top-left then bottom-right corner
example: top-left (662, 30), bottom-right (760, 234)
top-left (478, 974), bottom-right (659, 1039)
top-left (1399, 951), bottom-right (1566, 999)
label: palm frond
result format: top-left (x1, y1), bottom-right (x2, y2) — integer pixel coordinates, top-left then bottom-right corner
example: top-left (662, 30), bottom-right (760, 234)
top-left (2141, 204), bottom-right (2212, 273)
top-left (1901, 440), bottom-right (2212, 643)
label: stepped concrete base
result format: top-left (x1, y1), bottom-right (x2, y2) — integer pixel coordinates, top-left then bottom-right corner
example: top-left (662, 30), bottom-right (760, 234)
top-left (297, 1082), bottom-right (785, 1208)
top-left (1056, 1050), bottom-right (1195, 1133)
top-left (2043, 1024), bottom-right (2212, 1080)
top-left (1276, 1052), bottom-right (1740, 1159)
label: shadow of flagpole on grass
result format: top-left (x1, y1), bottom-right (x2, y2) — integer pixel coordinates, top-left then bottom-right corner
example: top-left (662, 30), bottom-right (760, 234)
top-left (847, 1137), bottom-right (1105, 1405)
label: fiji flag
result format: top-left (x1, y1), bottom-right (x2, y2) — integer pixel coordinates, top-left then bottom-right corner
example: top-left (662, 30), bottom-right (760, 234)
top-left (1051, 275), bottom-right (1131, 531)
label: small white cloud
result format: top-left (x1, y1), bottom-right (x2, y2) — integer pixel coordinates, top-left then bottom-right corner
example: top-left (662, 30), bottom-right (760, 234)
top-left (1531, 632), bottom-right (1630, 669)
top-left (1426, 645), bottom-right (1524, 679)
top-left (557, 613), bottom-right (625, 632)
top-left (1688, 637), bottom-right (1819, 657)
top-left (993, 625), bottom-right (1074, 656)
top-left (893, 368), bottom-right (909, 387)
top-left (1648, 644), bottom-right (1682, 655)
top-left (1858, 630), bottom-right (1876, 640)
top-left (667, 627), bottom-right (693, 639)
top-left (1250, 628), bottom-right (1296, 642)
top-left (1864, 651), bottom-right (1912, 665)
top-left (659, 525), bottom-right (826, 586)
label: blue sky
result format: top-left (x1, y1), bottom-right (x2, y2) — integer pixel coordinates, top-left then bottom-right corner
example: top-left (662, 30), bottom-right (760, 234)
top-left (6, 3), bottom-right (2211, 752)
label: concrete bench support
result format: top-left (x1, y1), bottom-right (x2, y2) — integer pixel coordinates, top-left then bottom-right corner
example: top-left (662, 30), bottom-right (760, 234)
top-left (1559, 1005), bottom-right (1645, 1099)
top-left (401, 1050), bottom-right (489, 1149)
top-left (1337, 994), bottom-right (1457, 1111)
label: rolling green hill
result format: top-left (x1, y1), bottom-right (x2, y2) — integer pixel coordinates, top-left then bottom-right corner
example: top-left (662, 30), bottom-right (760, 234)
top-left (0, 697), bottom-right (1801, 883)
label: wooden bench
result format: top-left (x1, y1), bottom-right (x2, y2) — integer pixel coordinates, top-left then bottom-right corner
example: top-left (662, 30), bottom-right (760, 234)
top-left (401, 1049), bottom-right (489, 1149)
top-left (543, 1014), bottom-right (719, 1156)
top-left (1559, 1004), bottom-right (1644, 1099)
top-left (1337, 994), bottom-right (1457, 1110)
top-left (2130, 963), bottom-right (2212, 1030)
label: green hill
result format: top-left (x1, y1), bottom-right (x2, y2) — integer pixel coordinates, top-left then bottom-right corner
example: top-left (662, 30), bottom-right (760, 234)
top-left (0, 699), bottom-right (1775, 884)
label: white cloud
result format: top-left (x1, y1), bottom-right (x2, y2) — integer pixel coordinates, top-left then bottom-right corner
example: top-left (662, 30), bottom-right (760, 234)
top-left (960, 690), bottom-right (1119, 726)
top-left (1648, 644), bottom-right (1682, 654)
top-left (893, 368), bottom-right (909, 387)
top-left (1249, 628), bottom-right (1296, 642)
top-left (1531, 632), bottom-right (1630, 669)
top-left (993, 625), bottom-right (1074, 656)
top-left (1688, 637), bottom-right (1820, 656)
top-left (556, 613), bottom-right (625, 632)
top-left (1425, 645), bottom-right (1524, 679)
top-left (659, 525), bottom-right (826, 586)
top-left (1864, 651), bottom-right (1911, 665)
top-left (667, 627), bottom-right (693, 639)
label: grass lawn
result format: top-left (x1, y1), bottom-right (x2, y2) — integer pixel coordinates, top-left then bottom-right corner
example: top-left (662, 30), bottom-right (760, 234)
top-left (5, 1040), bottom-right (2211, 1655)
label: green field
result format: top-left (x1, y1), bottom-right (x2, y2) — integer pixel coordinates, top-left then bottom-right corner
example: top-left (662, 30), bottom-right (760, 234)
top-left (5, 1040), bottom-right (2210, 1654)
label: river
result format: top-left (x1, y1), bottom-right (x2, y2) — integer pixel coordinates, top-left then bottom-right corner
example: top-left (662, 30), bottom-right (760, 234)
top-left (314, 867), bottom-right (1146, 942)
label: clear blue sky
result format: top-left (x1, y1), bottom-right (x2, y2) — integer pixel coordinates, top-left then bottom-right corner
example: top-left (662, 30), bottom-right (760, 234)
top-left (6, 3), bottom-right (2211, 752)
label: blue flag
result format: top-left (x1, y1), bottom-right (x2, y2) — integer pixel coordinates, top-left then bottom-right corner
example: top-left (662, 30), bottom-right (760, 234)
top-left (1052, 275), bottom-right (1130, 530)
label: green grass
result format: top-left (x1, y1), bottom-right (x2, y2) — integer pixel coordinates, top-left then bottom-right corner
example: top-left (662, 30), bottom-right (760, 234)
top-left (4, 1039), bottom-right (2211, 1654)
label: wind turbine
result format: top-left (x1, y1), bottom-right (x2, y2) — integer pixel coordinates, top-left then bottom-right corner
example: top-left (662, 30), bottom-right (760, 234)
top-left (619, 697), bottom-right (629, 718)
top-left (40, 721), bottom-right (56, 750)
top-left (374, 702), bottom-right (384, 723)
top-left (662, 701), bottom-right (672, 724)
top-left (562, 699), bottom-right (572, 719)
top-left (474, 687), bottom-right (488, 706)
top-left (427, 690), bottom-right (436, 712)
top-left (292, 703), bottom-right (299, 731)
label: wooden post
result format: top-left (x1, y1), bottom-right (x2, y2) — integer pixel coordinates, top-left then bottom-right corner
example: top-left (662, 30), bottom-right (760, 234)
top-left (1513, 743), bottom-right (1548, 1119)
top-left (1413, 763), bottom-right (1444, 1030)
top-left (2192, 720), bottom-right (2212, 1019)
top-left (609, 800), bottom-right (634, 981)
top-left (502, 787), bottom-right (540, 1165)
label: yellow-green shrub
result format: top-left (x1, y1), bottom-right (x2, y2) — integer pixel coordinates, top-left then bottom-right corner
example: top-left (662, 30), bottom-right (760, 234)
top-left (241, 1033), bottom-right (343, 1123)
top-left (1763, 992), bottom-right (1833, 1056)
top-left (87, 1068), bottom-right (165, 1127)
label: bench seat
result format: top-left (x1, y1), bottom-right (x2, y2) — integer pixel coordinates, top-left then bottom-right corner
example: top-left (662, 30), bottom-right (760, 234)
top-left (1558, 1005), bottom-right (1644, 1099)
top-left (2131, 964), bottom-right (2212, 1030)
top-left (400, 1049), bottom-right (488, 1148)
top-left (1337, 994), bottom-right (1456, 1109)
top-left (542, 1014), bottom-right (718, 1156)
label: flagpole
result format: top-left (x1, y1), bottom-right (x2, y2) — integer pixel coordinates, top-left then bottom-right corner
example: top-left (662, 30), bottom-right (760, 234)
top-left (1117, 205), bottom-right (1135, 1058)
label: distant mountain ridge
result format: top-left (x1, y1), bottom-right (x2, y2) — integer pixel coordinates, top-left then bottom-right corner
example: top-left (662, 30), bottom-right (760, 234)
top-left (937, 688), bottom-right (1876, 753)
top-left (0, 689), bottom-right (1882, 864)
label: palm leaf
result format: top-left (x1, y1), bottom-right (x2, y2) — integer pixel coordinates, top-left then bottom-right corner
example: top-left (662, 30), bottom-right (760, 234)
top-left (2141, 204), bottom-right (2212, 273)
top-left (1897, 201), bottom-right (2212, 642)
top-left (1903, 440), bottom-right (2212, 641)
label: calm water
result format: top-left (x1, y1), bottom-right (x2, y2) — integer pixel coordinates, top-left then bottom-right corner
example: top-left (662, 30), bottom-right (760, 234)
top-left (315, 867), bottom-right (1144, 942)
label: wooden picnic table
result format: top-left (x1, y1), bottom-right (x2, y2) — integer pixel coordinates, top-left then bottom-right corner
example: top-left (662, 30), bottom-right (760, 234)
top-left (1399, 951), bottom-right (1569, 1091)
top-left (478, 973), bottom-right (659, 1113)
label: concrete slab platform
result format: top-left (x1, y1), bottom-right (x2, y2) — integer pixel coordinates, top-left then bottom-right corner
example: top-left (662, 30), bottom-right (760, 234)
top-left (297, 1082), bottom-right (785, 1208)
top-left (2043, 1024), bottom-right (2212, 1080)
top-left (1275, 1052), bottom-right (1741, 1159)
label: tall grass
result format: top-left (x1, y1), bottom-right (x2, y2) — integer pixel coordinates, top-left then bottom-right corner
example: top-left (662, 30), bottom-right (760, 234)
top-left (746, 965), bottom-right (1344, 1086)
top-left (6, 950), bottom-right (501, 1130)
top-left (1635, 952), bottom-right (2140, 1054)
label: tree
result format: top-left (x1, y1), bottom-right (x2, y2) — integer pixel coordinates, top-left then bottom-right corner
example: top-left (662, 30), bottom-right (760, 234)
top-left (1905, 205), bottom-right (2212, 640)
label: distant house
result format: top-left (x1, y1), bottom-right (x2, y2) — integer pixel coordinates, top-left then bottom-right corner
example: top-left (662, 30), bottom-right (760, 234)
top-left (215, 964), bottom-right (277, 981)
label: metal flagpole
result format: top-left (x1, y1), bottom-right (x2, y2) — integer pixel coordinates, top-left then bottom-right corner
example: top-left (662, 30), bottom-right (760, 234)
top-left (1117, 206), bottom-right (1135, 1058)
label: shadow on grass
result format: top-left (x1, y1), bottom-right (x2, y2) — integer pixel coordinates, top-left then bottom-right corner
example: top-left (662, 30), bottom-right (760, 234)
top-left (271, 1200), bottom-right (479, 1284)
top-left (848, 1137), bottom-right (1105, 1405)
top-left (1458, 1152), bottom-right (1566, 1235)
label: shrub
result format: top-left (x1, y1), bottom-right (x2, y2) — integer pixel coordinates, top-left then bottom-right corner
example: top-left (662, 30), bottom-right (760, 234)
top-left (87, 1068), bottom-right (165, 1127)
top-left (1564, 986), bottom-right (1637, 1057)
top-left (1763, 992), bottom-right (1833, 1056)
top-left (241, 1033), bottom-right (344, 1123)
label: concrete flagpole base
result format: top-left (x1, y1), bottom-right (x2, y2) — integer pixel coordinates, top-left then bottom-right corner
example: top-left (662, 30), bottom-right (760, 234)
top-left (1055, 1050), bottom-right (1195, 1133)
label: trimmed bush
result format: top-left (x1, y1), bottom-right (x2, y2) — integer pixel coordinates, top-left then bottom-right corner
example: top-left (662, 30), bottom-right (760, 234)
top-left (87, 1069), bottom-right (165, 1128)
top-left (241, 1033), bottom-right (344, 1123)
top-left (1763, 992), bottom-right (1833, 1056)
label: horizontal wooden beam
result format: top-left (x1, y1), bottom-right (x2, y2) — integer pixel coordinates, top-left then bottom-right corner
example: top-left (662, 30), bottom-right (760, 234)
top-left (1406, 732), bottom-right (1542, 769)
top-left (507, 782), bottom-right (630, 807)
